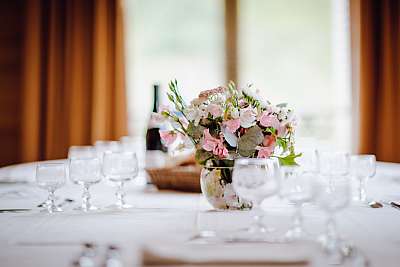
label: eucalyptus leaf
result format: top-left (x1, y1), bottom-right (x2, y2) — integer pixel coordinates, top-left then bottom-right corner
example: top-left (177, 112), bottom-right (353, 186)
top-left (195, 149), bottom-right (213, 165)
top-left (187, 122), bottom-right (205, 140)
top-left (238, 125), bottom-right (264, 157)
top-left (276, 103), bottom-right (288, 108)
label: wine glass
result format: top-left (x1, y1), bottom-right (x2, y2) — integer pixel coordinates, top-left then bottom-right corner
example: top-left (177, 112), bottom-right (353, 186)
top-left (68, 146), bottom-right (97, 159)
top-left (296, 138), bottom-right (319, 174)
top-left (315, 176), bottom-right (351, 262)
top-left (231, 158), bottom-right (280, 241)
top-left (319, 151), bottom-right (350, 177)
top-left (69, 157), bottom-right (102, 211)
top-left (94, 140), bottom-right (121, 162)
top-left (280, 167), bottom-right (316, 241)
top-left (350, 155), bottom-right (376, 203)
top-left (102, 151), bottom-right (139, 209)
top-left (36, 163), bottom-right (66, 213)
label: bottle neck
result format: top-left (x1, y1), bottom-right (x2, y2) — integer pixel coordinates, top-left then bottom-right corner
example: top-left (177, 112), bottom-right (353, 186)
top-left (152, 84), bottom-right (159, 112)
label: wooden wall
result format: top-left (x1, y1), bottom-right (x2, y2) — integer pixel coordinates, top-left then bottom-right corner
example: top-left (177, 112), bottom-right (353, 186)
top-left (0, 0), bottom-right (25, 166)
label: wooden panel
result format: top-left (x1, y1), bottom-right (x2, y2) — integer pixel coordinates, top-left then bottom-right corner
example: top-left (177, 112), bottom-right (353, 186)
top-left (0, 0), bottom-right (25, 166)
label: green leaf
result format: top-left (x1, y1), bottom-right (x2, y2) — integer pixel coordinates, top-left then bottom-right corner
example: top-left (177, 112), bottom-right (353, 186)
top-left (276, 137), bottom-right (288, 151)
top-left (195, 149), bottom-right (213, 165)
top-left (186, 122), bottom-right (205, 140)
top-left (278, 152), bottom-right (302, 166)
top-left (238, 125), bottom-right (264, 157)
top-left (276, 103), bottom-right (288, 108)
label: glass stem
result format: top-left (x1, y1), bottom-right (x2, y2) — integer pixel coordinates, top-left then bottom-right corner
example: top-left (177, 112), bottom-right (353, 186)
top-left (82, 184), bottom-right (91, 210)
top-left (251, 202), bottom-right (265, 231)
top-left (326, 213), bottom-right (338, 243)
top-left (116, 182), bottom-right (125, 208)
top-left (47, 190), bottom-right (56, 212)
top-left (293, 203), bottom-right (303, 232)
top-left (358, 178), bottom-right (367, 202)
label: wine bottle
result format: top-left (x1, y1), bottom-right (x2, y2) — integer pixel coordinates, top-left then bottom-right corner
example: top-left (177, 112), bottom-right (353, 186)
top-left (146, 84), bottom-right (167, 152)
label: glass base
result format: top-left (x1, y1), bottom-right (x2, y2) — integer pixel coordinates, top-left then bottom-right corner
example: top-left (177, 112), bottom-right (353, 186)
top-left (107, 203), bottom-right (133, 210)
top-left (74, 205), bottom-right (99, 212)
top-left (41, 206), bottom-right (63, 213)
top-left (317, 234), bottom-right (349, 264)
top-left (284, 227), bottom-right (311, 242)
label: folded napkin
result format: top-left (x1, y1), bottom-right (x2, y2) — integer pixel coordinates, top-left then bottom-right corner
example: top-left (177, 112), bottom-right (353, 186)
top-left (141, 243), bottom-right (313, 266)
top-left (0, 159), bottom-right (67, 183)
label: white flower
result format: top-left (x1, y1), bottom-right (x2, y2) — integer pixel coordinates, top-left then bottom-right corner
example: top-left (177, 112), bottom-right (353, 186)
top-left (207, 103), bottom-right (223, 118)
top-left (231, 107), bottom-right (239, 119)
top-left (222, 126), bottom-right (238, 147)
top-left (239, 108), bottom-right (256, 128)
top-left (185, 107), bottom-right (203, 126)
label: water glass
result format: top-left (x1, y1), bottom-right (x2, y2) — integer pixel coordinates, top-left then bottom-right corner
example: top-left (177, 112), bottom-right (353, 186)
top-left (68, 146), bottom-right (97, 159)
top-left (69, 157), bottom-right (102, 211)
top-left (36, 163), bottom-right (66, 213)
top-left (102, 151), bottom-right (138, 209)
top-left (315, 176), bottom-right (351, 261)
top-left (280, 167), bottom-right (315, 241)
top-left (350, 155), bottom-right (376, 203)
top-left (232, 158), bottom-right (280, 241)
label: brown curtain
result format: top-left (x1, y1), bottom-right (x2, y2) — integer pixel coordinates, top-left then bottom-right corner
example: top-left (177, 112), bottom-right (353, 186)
top-left (350, 0), bottom-right (400, 162)
top-left (21, 0), bottom-right (127, 162)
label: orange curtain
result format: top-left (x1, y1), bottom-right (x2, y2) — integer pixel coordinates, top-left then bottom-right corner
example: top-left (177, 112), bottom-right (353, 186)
top-left (350, 0), bottom-right (400, 162)
top-left (21, 0), bottom-right (127, 162)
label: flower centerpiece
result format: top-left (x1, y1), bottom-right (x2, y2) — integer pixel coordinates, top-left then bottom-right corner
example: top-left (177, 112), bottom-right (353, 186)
top-left (153, 80), bottom-right (300, 209)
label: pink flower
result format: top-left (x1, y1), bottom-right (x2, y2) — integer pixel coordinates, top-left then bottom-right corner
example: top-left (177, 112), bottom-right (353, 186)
top-left (223, 118), bottom-right (240, 133)
top-left (159, 130), bottom-right (177, 146)
top-left (259, 112), bottom-right (280, 129)
top-left (256, 146), bottom-right (274, 158)
top-left (213, 141), bottom-right (228, 158)
top-left (198, 86), bottom-right (226, 98)
top-left (202, 129), bottom-right (218, 151)
top-left (262, 135), bottom-right (276, 147)
top-left (207, 103), bottom-right (223, 118)
top-left (202, 129), bottom-right (228, 158)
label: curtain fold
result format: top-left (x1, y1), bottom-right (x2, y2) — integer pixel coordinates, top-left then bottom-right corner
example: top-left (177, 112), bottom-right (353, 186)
top-left (350, 0), bottom-right (400, 162)
top-left (21, 0), bottom-right (127, 162)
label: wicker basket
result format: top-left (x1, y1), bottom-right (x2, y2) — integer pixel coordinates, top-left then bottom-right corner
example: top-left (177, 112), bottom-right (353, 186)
top-left (145, 165), bottom-right (201, 193)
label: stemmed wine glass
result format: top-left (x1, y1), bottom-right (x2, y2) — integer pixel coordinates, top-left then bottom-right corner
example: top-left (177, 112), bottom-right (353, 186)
top-left (319, 151), bottom-right (350, 178)
top-left (69, 157), bottom-right (102, 211)
top-left (231, 158), bottom-right (280, 241)
top-left (350, 155), bottom-right (376, 203)
top-left (315, 175), bottom-right (351, 262)
top-left (280, 167), bottom-right (316, 241)
top-left (102, 151), bottom-right (139, 209)
top-left (36, 163), bottom-right (66, 213)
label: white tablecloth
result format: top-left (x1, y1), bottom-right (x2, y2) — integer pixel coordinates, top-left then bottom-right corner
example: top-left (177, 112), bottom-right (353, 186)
top-left (0, 162), bottom-right (400, 267)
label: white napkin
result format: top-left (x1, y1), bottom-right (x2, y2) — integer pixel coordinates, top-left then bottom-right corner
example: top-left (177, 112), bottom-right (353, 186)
top-left (141, 243), bottom-right (314, 266)
top-left (0, 159), bottom-right (67, 183)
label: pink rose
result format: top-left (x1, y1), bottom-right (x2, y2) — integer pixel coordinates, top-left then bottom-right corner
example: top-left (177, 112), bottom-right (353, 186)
top-left (159, 130), bottom-right (177, 146)
top-left (259, 112), bottom-right (280, 129)
top-left (202, 129), bottom-right (228, 158)
top-left (223, 118), bottom-right (240, 133)
top-left (256, 146), bottom-right (274, 158)
top-left (213, 141), bottom-right (228, 158)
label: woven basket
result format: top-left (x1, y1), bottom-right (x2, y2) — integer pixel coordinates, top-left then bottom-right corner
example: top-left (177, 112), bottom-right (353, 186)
top-left (146, 165), bottom-right (201, 193)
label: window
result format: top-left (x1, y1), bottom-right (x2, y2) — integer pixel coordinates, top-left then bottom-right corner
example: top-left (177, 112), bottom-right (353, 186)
top-left (125, 0), bottom-right (351, 151)
top-left (124, 0), bottom-right (225, 136)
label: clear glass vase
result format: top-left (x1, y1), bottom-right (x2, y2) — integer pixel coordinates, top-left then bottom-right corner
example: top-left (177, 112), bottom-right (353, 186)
top-left (200, 164), bottom-right (251, 210)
